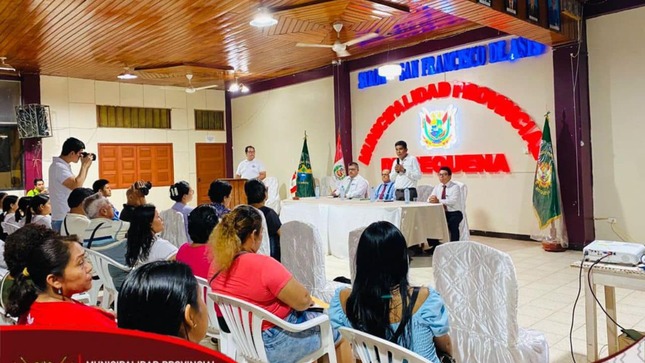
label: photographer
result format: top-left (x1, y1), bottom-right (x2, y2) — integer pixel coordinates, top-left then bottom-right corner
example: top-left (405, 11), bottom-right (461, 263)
top-left (48, 137), bottom-right (94, 233)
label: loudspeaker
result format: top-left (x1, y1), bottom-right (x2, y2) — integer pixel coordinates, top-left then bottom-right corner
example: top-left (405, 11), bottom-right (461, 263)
top-left (15, 104), bottom-right (52, 139)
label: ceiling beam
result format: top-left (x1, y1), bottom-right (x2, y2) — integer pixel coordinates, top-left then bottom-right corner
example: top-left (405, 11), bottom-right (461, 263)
top-left (424, 0), bottom-right (575, 46)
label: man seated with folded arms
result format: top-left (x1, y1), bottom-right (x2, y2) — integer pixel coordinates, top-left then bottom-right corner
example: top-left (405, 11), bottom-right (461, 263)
top-left (60, 188), bottom-right (94, 238)
top-left (82, 193), bottom-right (129, 263)
top-left (373, 169), bottom-right (395, 201)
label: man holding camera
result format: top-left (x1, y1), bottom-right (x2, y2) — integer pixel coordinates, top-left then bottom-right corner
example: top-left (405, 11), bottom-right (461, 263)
top-left (48, 137), bottom-right (94, 232)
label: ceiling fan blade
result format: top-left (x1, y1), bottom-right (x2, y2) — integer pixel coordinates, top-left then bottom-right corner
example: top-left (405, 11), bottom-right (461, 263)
top-left (296, 43), bottom-right (334, 48)
top-left (343, 33), bottom-right (379, 47)
top-left (192, 85), bottom-right (219, 91)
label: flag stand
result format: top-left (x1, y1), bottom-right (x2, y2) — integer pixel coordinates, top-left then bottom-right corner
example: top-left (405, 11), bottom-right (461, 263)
top-left (541, 223), bottom-right (566, 252)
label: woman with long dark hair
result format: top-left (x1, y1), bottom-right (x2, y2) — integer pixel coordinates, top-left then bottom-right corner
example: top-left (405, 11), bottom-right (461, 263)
top-left (25, 194), bottom-right (52, 228)
top-left (14, 196), bottom-right (32, 225)
top-left (329, 221), bottom-right (452, 362)
top-left (125, 204), bottom-right (177, 268)
top-left (118, 260), bottom-right (208, 342)
top-left (3, 224), bottom-right (116, 328)
top-left (1, 195), bottom-right (18, 224)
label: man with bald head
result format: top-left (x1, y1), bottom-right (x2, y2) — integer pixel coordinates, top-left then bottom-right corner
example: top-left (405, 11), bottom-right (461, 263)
top-left (373, 169), bottom-right (395, 201)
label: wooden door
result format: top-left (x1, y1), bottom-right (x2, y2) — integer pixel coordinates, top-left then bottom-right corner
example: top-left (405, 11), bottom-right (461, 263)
top-left (195, 143), bottom-right (227, 205)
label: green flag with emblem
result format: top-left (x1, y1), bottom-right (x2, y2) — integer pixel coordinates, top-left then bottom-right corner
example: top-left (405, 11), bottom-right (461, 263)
top-left (296, 134), bottom-right (315, 197)
top-left (532, 113), bottom-right (561, 228)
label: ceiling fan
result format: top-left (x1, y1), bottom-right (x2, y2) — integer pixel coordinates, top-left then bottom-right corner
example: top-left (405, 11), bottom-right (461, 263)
top-left (184, 74), bottom-right (218, 93)
top-left (296, 22), bottom-right (378, 57)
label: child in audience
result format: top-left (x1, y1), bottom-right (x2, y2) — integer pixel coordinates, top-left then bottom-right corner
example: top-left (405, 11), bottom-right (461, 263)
top-left (25, 194), bottom-right (52, 228)
top-left (117, 260), bottom-right (208, 343)
top-left (0, 195), bottom-right (19, 238)
top-left (3, 224), bottom-right (116, 328)
top-left (176, 205), bottom-right (218, 278)
top-left (125, 204), bottom-right (177, 268)
top-left (14, 196), bottom-right (32, 225)
top-left (169, 180), bottom-right (194, 242)
top-left (245, 179), bottom-right (281, 261)
top-left (209, 205), bottom-right (351, 363)
top-left (329, 221), bottom-right (452, 363)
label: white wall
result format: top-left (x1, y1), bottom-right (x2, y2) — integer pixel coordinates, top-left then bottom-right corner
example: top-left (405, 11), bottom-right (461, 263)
top-left (351, 36), bottom-right (555, 235)
top-left (231, 78), bottom-right (335, 199)
top-left (40, 76), bottom-right (226, 211)
top-left (588, 7), bottom-right (645, 242)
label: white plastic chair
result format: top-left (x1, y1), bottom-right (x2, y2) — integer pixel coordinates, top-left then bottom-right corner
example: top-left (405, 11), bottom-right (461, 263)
top-left (159, 209), bottom-right (188, 248)
top-left (1, 222), bottom-right (20, 236)
top-left (280, 220), bottom-right (347, 303)
top-left (84, 248), bottom-right (131, 312)
top-left (452, 181), bottom-right (470, 241)
top-left (196, 276), bottom-right (236, 359)
top-left (0, 269), bottom-right (17, 325)
top-left (416, 184), bottom-right (434, 203)
top-left (320, 176), bottom-right (337, 197)
top-left (348, 226), bottom-right (367, 281)
top-left (338, 327), bottom-right (431, 363)
top-left (263, 177), bottom-right (281, 215)
top-left (433, 241), bottom-right (549, 363)
top-left (211, 292), bottom-right (338, 363)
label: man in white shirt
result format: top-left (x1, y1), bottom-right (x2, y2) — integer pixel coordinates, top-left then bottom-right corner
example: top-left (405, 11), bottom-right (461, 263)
top-left (60, 187), bottom-right (94, 238)
top-left (93, 178), bottom-right (120, 220)
top-left (428, 166), bottom-right (463, 241)
top-left (48, 137), bottom-right (93, 233)
top-left (235, 146), bottom-right (266, 180)
top-left (82, 193), bottom-right (129, 264)
top-left (389, 140), bottom-right (422, 201)
top-left (333, 162), bottom-right (369, 199)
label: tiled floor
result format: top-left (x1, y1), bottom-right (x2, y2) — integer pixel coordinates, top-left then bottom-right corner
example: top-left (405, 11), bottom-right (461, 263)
top-left (324, 236), bottom-right (645, 363)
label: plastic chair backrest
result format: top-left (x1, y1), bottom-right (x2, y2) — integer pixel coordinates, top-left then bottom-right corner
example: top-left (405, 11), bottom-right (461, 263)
top-left (320, 176), bottom-right (336, 197)
top-left (84, 248), bottom-right (131, 311)
top-left (348, 226), bottom-right (366, 281)
top-left (210, 292), bottom-right (336, 363)
top-left (416, 184), bottom-right (434, 203)
top-left (159, 209), bottom-right (188, 248)
top-left (451, 181), bottom-right (470, 240)
top-left (263, 177), bottom-right (281, 214)
top-left (0, 269), bottom-right (17, 325)
top-left (433, 241), bottom-right (519, 347)
top-left (338, 327), bottom-right (431, 363)
top-left (280, 220), bottom-right (326, 294)
top-left (195, 276), bottom-right (222, 336)
top-left (1, 222), bottom-right (20, 236)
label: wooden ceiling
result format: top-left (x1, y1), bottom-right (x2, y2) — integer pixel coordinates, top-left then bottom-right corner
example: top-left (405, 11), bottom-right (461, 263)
top-left (0, 0), bottom-right (576, 89)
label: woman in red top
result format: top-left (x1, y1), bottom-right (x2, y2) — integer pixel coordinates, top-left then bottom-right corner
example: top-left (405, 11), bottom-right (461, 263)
top-left (4, 224), bottom-right (116, 328)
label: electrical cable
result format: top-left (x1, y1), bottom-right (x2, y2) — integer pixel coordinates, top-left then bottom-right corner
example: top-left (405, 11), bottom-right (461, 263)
top-left (570, 256), bottom-right (586, 363)
top-left (587, 256), bottom-right (627, 332)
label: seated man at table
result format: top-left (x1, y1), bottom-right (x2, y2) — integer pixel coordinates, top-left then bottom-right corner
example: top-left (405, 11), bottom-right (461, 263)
top-left (332, 162), bottom-right (369, 199)
top-left (372, 169), bottom-right (395, 201)
top-left (428, 166), bottom-right (463, 241)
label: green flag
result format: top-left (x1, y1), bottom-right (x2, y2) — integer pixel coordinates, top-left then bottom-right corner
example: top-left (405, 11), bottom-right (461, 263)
top-left (296, 136), bottom-right (315, 197)
top-left (532, 113), bottom-right (561, 228)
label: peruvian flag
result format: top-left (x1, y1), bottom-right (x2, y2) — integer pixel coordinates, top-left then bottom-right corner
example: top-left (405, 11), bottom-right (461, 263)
top-left (332, 134), bottom-right (346, 182)
top-left (290, 171), bottom-right (297, 197)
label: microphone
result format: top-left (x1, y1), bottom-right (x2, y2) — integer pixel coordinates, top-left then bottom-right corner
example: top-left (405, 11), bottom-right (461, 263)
top-left (396, 158), bottom-right (400, 165)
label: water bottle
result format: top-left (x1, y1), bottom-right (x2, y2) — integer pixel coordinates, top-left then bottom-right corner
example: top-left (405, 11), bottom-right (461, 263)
top-left (369, 187), bottom-right (376, 203)
top-left (404, 188), bottom-right (410, 204)
top-left (340, 185), bottom-right (346, 200)
top-left (314, 186), bottom-right (320, 199)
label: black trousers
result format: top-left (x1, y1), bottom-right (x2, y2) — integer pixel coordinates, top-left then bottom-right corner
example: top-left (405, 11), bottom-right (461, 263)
top-left (446, 211), bottom-right (463, 241)
top-left (395, 188), bottom-right (418, 201)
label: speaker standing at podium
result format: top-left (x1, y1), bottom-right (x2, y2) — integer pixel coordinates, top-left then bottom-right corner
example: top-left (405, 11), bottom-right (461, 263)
top-left (235, 145), bottom-right (266, 180)
top-left (48, 137), bottom-right (93, 233)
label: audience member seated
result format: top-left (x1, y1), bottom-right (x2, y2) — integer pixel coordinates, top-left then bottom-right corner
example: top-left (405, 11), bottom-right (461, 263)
top-left (1, 195), bottom-right (19, 238)
top-left (26, 178), bottom-right (48, 196)
top-left (245, 179), bottom-right (281, 261)
top-left (3, 224), bottom-right (117, 328)
top-left (169, 180), bottom-right (194, 242)
top-left (329, 221), bottom-right (452, 363)
top-left (120, 180), bottom-right (149, 222)
top-left (60, 188), bottom-right (94, 238)
top-left (14, 196), bottom-right (32, 226)
top-left (208, 179), bottom-right (232, 219)
top-left (82, 193), bottom-right (129, 262)
top-left (117, 260), bottom-right (208, 343)
top-left (24, 194), bottom-right (52, 228)
top-left (209, 205), bottom-right (350, 363)
top-left (92, 179), bottom-right (120, 220)
top-left (176, 205), bottom-right (218, 279)
top-left (125, 204), bottom-right (177, 268)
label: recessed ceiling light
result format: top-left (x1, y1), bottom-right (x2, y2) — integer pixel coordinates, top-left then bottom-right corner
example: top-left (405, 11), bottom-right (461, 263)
top-left (0, 57), bottom-right (16, 72)
top-left (117, 67), bottom-right (137, 80)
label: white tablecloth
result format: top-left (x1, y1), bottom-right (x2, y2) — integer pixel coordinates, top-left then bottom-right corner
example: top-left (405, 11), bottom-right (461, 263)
top-left (280, 198), bottom-right (450, 258)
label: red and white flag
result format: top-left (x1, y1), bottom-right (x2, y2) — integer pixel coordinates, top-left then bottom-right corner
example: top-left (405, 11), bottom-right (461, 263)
top-left (290, 171), bottom-right (297, 197)
top-left (332, 134), bottom-right (346, 182)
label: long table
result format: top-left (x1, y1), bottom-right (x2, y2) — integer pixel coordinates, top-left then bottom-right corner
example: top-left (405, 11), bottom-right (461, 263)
top-left (570, 260), bottom-right (645, 362)
top-left (280, 198), bottom-right (450, 258)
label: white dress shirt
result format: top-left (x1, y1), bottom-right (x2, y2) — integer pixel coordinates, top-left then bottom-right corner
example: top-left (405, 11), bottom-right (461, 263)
top-left (429, 181), bottom-right (463, 212)
top-left (48, 156), bottom-right (75, 220)
top-left (336, 174), bottom-right (369, 199)
top-left (389, 154), bottom-right (422, 190)
top-left (60, 213), bottom-right (91, 238)
top-left (236, 159), bottom-right (266, 179)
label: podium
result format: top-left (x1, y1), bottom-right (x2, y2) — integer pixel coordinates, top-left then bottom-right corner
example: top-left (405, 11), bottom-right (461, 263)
top-left (220, 178), bottom-right (247, 208)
